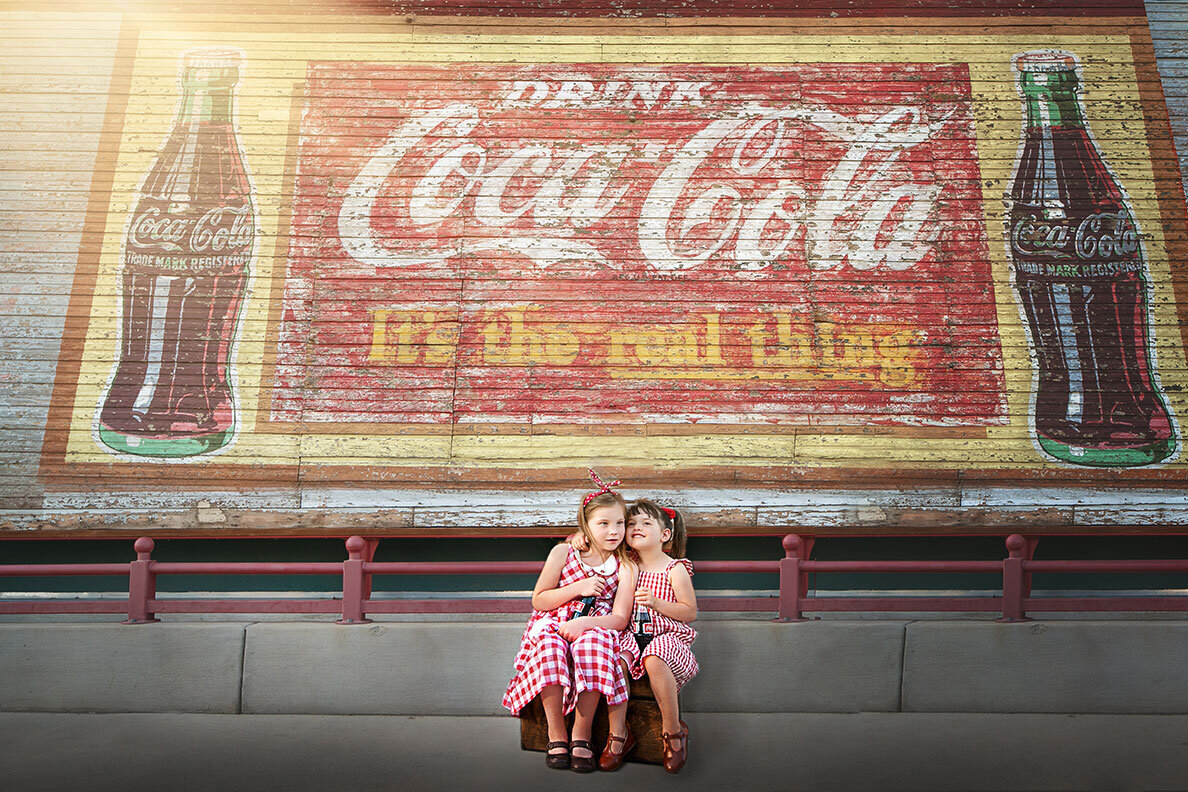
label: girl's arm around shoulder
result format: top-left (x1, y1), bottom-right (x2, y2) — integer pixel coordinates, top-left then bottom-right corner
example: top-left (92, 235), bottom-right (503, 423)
top-left (530, 543), bottom-right (576, 613)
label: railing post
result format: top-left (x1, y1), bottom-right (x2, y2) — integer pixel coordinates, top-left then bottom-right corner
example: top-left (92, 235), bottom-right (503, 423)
top-left (124, 537), bottom-right (159, 625)
top-left (777, 534), bottom-right (808, 622)
top-left (338, 535), bottom-right (372, 625)
top-left (999, 533), bottom-right (1031, 623)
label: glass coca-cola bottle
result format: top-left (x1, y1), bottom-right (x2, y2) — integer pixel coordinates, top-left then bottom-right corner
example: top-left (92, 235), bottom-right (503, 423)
top-left (1007, 50), bottom-right (1176, 466)
top-left (97, 49), bottom-right (254, 457)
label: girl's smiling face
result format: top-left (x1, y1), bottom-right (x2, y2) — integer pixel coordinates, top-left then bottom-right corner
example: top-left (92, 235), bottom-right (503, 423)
top-left (585, 504), bottom-right (626, 554)
top-left (627, 511), bottom-right (669, 551)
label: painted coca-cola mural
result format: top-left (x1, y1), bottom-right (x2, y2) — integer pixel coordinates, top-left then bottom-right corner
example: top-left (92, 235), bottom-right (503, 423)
top-left (272, 62), bottom-right (1003, 429)
top-left (27, 3), bottom-right (1188, 510)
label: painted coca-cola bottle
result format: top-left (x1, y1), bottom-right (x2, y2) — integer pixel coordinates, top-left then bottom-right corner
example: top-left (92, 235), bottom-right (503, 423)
top-left (98, 49), bottom-right (254, 457)
top-left (1007, 50), bottom-right (1175, 466)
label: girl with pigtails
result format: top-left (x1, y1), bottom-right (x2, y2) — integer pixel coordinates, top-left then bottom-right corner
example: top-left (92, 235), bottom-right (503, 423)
top-left (618, 499), bottom-right (698, 773)
top-left (502, 472), bottom-right (636, 772)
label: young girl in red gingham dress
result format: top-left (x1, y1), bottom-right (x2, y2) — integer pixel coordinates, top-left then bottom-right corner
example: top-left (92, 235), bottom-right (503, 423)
top-left (617, 499), bottom-right (698, 774)
top-left (502, 473), bottom-right (636, 773)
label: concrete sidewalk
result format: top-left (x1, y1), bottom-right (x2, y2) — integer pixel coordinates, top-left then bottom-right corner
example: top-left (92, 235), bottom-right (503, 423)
top-left (1, 712), bottom-right (1186, 792)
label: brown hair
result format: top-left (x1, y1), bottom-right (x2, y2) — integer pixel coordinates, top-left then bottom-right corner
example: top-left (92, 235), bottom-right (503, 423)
top-left (627, 499), bottom-right (687, 559)
top-left (577, 490), bottom-right (629, 563)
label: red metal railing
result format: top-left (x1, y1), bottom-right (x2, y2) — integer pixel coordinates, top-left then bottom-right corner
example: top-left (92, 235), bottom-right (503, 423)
top-left (1, 533), bottom-right (1186, 624)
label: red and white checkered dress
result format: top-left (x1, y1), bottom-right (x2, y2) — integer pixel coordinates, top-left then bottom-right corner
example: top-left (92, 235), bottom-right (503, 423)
top-left (502, 546), bottom-right (630, 716)
top-left (619, 557), bottom-right (699, 690)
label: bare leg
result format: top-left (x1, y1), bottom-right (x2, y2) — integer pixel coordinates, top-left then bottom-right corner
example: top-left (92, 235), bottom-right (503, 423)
top-left (644, 655), bottom-right (683, 750)
top-left (607, 657), bottom-right (632, 741)
top-left (540, 684), bottom-right (568, 756)
top-left (571, 690), bottom-right (600, 759)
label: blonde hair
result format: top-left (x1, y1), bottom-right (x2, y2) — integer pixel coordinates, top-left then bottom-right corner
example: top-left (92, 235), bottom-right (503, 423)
top-left (577, 491), bottom-right (629, 564)
top-left (627, 499), bottom-right (687, 559)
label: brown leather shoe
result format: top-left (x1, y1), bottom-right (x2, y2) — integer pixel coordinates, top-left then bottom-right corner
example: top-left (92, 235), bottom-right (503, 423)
top-left (661, 720), bottom-right (689, 774)
top-left (570, 739), bottom-right (596, 773)
top-left (544, 740), bottom-right (570, 770)
top-left (598, 728), bottom-right (636, 771)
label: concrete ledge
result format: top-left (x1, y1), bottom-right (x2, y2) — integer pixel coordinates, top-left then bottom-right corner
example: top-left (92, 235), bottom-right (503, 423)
top-left (8, 619), bottom-right (1188, 717)
top-left (684, 620), bottom-right (907, 713)
top-left (0, 623), bottom-right (246, 713)
top-left (902, 621), bottom-right (1188, 713)
top-left (241, 621), bottom-right (524, 715)
top-left (241, 620), bottom-right (907, 715)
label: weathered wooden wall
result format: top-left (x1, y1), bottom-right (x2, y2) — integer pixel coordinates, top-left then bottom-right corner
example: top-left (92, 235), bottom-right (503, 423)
top-left (1151, 2), bottom-right (1188, 196)
top-left (2, 1), bottom-right (1187, 536)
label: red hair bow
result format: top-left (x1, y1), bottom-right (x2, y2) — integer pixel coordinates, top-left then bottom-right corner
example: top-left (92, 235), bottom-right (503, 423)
top-left (661, 507), bottom-right (676, 520)
top-left (582, 468), bottom-right (621, 507)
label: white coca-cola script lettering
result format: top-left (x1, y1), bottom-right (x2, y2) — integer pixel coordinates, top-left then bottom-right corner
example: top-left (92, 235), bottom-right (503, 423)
top-left (337, 96), bottom-right (956, 274)
top-left (129, 207), bottom-right (189, 252)
top-left (190, 206), bottom-right (254, 254)
top-left (1011, 211), bottom-right (1140, 261)
top-left (1074, 211), bottom-right (1140, 259)
top-left (129, 203), bottom-right (254, 254)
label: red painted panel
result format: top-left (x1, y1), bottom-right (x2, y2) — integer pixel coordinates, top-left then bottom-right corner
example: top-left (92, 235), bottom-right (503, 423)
top-left (275, 61), bottom-right (1004, 428)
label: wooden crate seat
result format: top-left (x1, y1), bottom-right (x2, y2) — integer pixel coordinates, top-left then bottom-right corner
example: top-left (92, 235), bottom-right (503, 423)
top-left (519, 676), bottom-right (671, 764)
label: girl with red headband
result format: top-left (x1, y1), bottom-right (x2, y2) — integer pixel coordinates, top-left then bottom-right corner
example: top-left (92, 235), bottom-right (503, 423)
top-left (614, 499), bottom-right (698, 774)
top-left (502, 471), bottom-right (636, 772)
